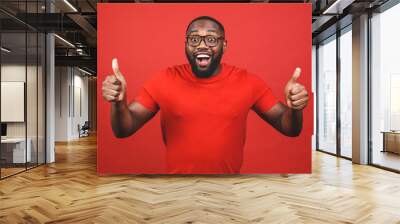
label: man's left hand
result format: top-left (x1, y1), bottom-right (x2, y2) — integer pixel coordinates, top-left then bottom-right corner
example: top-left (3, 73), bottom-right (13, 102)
top-left (284, 67), bottom-right (309, 110)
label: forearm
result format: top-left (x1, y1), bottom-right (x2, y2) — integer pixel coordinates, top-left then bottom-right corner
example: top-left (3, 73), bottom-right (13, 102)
top-left (111, 101), bottom-right (135, 138)
top-left (280, 108), bottom-right (303, 137)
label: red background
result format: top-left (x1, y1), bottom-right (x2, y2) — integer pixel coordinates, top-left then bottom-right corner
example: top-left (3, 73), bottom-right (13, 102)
top-left (97, 3), bottom-right (312, 174)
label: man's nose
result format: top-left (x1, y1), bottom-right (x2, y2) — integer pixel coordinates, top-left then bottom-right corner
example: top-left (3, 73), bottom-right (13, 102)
top-left (198, 38), bottom-right (208, 48)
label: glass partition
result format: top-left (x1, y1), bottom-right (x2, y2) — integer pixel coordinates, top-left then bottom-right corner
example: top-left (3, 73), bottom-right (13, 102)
top-left (0, 1), bottom-right (46, 179)
top-left (1, 30), bottom-right (28, 177)
top-left (317, 35), bottom-right (337, 155)
top-left (27, 30), bottom-right (38, 169)
top-left (371, 3), bottom-right (400, 171)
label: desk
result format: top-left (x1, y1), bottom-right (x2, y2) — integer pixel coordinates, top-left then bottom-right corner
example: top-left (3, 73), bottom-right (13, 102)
top-left (381, 131), bottom-right (400, 154)
top-left (1, 138), bottom-right (31, 163)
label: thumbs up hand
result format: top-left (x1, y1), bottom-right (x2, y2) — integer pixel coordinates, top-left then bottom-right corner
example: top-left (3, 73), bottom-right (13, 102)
top-left (284, 67), bottom-right (308, 110)
top-left (102, 58), bottom-right (127, 102)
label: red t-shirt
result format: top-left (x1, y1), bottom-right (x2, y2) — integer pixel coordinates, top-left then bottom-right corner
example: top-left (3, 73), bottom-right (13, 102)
top-left (134, 63), bottom-right (278, 174)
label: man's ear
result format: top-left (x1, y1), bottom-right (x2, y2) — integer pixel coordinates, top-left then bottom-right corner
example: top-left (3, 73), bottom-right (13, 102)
top-left (223, 40), bottom-right (227, 53)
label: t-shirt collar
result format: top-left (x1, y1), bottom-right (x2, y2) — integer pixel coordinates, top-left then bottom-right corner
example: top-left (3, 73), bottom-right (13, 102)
top-left (184, 63), bottom-right (232, 84)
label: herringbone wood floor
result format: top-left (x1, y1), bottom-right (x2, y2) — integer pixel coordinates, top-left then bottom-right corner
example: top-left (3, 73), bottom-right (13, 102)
top-left (1, 134), bottom-right (400, 224)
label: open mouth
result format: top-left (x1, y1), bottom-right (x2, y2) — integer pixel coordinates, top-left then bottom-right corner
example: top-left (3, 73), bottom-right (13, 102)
top-left (195, 54), bottom-right (211, 68)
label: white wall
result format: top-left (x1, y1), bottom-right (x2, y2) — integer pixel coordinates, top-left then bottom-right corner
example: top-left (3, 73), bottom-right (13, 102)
top-left (72, 73), bottom-right (89, 138)
top-left (1, 65), bottom-right (26, 141)
top-left (55, 67), bottom-right (89, 141)
top-left (1, 65), bottom-right (41, 137)
top-left (55, 67), bottom-right (69, 141)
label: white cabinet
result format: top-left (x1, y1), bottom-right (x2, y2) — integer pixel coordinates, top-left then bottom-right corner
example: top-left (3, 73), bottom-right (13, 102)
top-left (1, 138), bottom-right (32, 163)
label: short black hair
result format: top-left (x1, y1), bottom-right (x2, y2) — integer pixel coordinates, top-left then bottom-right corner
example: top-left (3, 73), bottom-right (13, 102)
top-left (186, 16), bottom-right (225, 36)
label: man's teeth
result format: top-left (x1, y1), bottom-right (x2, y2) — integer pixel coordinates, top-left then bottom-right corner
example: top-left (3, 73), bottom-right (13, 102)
top-left (196, 54), bottom-right (210, 59)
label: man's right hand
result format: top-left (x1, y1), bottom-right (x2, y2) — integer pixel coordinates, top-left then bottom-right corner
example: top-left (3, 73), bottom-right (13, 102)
top-left (102, 58), bottom-right (127, 102)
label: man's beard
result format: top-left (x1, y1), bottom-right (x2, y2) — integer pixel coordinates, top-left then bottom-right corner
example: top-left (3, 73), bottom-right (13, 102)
top-left (185, 50), bottom-right (223, 78)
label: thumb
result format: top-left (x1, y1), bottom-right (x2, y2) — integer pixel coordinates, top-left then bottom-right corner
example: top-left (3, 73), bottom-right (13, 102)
top-left (289, 67), bottom-right (301, 83)
top-left (112, 58), bottom-right (125, 82)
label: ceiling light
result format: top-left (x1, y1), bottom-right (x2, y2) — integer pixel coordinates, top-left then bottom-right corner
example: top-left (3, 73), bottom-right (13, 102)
top-left (63, 0), bottom-right (78, 12)
top-left (1, 47), bottom-right (11, 53)
top-left (323, 0), bottom-right (355, 15)
top-left (78, 67), bottom-right (93, 76)
top-left (54, 34), bottom-right (75, 48)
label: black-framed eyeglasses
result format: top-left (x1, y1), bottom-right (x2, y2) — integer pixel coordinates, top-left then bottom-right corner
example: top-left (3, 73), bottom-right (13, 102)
top-left (186, 35), bottom-right (224, 47)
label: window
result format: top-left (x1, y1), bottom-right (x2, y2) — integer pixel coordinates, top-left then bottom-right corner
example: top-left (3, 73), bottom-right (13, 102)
top-left (339, 27), bottom-right (352, 158)
top-left (317, 35), bottom-right (337, 154)
top-left (370, 2), bottom-right (400, 171)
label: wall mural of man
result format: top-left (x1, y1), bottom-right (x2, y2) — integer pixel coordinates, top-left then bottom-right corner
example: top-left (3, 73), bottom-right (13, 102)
top-left (102, 16), bottom-right (309, 174)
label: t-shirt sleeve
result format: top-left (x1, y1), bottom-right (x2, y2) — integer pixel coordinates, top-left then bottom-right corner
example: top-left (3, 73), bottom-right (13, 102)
top-left (134, 87), bottom-right (159, 112)
top-left (251, 76), bottom-right (279, 113)
top-left (133, 71), bottom-right (165, 112)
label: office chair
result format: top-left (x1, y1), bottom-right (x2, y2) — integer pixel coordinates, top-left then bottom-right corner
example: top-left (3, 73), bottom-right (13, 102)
top-left (79, 121), bottom-right (90, 138)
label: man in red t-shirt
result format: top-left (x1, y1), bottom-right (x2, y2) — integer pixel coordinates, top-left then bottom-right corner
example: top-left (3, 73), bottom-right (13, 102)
top-left (102, 16), bottom-right (309, 174)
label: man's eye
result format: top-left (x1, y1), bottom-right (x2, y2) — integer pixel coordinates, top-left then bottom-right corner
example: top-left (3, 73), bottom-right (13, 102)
top-left (207, 37), bottom-right (217, 43)
top-left (190, 37), bottom-right (200, 42)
